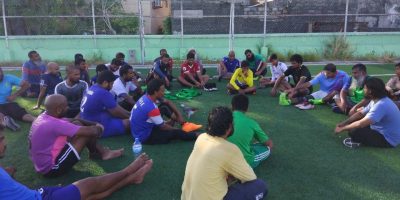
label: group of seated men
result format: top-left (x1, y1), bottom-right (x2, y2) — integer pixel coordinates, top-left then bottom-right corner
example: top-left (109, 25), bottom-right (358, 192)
top-left (1, 48), bottom-right (400, 200)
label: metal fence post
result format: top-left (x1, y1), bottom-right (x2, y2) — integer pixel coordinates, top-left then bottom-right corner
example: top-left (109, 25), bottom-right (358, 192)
top-left (344, 0), bottom-right (349, 37)
top-left (138, 0), bottom-right (145, 65)
top-left (263, 0), bottom-right (268, 47)
top-left (91, 0), bottom-right (97, 48)
top-left (229, 1), bottom-right (235, 51)
top-left (180, 0), bottom-right (183, 50)
top-left (2, 0), bottom-right (8, 48)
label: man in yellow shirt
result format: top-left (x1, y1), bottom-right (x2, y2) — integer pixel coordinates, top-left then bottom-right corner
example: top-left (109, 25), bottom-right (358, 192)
top-left (227, 61), bottom-right (256, 95)
top-left (181, 107), bottom-right (267, 200)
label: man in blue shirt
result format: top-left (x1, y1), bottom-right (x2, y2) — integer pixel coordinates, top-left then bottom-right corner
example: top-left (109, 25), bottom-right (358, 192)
top-left (81, 70), bottom-right (131, 137)
top-left (0, 124), bottom-right (153, 200)
top-left (218, 50), bottom-right (240, 81)
top-left (130, 79), bottom-right (199, 144)
top-left (147, 54), bottom-right (173, 89)
top-left (335, 77), bottom-right (400, 148)
top-left (0, 67), bottom-right (36, 131)
top-left (33, 62), bottom-right (63, 110)
top-left (22, 50), bottom-right (46, 97)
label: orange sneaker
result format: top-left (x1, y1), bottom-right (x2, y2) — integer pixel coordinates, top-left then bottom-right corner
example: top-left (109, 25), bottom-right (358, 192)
top-left (182, 122), bottom-right (202, 133)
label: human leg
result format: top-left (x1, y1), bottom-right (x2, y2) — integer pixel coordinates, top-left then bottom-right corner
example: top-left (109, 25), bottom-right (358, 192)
top-left (251, 144), bottom-right (271, 168)
top-left (70, 134), bottom-right (123, 160)
top-left (201, 74), bottom-right (210, 84)
top-left (178, 76), bottom-right (195, 87)
top-left (224, 179), bottom-right (267, 200)
top-left (348, 127), bottom-right (393, 148)
top-left (144, 127), bottom-right (197, 145)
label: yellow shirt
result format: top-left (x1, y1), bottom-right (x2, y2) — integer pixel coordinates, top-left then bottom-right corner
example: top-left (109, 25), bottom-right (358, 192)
top-left (181, 134), bottom-right (257, 200)
top-left (229, 68), bottom-right (254, 90)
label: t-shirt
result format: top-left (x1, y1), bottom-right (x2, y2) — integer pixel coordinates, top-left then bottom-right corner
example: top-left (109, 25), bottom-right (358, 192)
top-left (386, 76), bottom-right (400, 92)
top-left (80, 69), bottom-right (90, 85)
top-left (80, 84), bottom-right (118, 124)
top-left (130, 95), bottom-right (164, 142)
top-left (22, 60), bottom-right (46, 85)
top-left (228, 111), bottom-right (269, 167)
top-left (246, 54), bottom-right (265, 72)
top-left (284, 65), bottom-right (313, 91)
top-left (111, 78), bottom-right (137, 103)
top-left (40, 73), bottom-right (63, 96)
top-left (222, 57), bottom-right (240, 73)
top-left (152, 60), bottom-right (170, 79)
top-left (0, 167), bottom-right (41, 200)
top-left (153, 57), bottom-right (173, 70)
top-left (229, 68), bottom-right (254, 90)
top-left (28, 113), bottom-right (80, 174)
top-left (0, 74), bottom-right (21, 104)
top-left (270, 62), bottom-right (288, 81)
top-left (310, 70), bottom-right (349, 93)
top-left (55, 80), bottom-right (88, 111)
top-left (180, 61), bottom-right (200, 77)
top-left (181, 134), bottom-right (257, 200)
top-left (362, 97), bottom-right (400, 147)
top-left (343, 76), bottom-right (368, 103)
top-left (90, 75), bottom-right (98, 86)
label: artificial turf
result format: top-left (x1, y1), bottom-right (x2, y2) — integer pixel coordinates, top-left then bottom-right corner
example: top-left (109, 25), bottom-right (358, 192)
top-left (1, 64), bottom-right (400, 200)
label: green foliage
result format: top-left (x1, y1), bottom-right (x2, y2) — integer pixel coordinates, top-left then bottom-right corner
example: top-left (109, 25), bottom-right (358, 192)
top-left (380, 51), bottom-right (397, 63)
top-left (162, 17), bottom-right (172, 35)
top-left (111, 17), bottom-right (140, 34)
top-left (323, 36), bottom-right (354, 60)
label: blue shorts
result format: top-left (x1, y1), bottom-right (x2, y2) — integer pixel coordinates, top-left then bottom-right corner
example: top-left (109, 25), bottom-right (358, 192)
top-left (102, 118), bottom-right (126, 137)
top-left (38, 184), bottom-right (81, 200)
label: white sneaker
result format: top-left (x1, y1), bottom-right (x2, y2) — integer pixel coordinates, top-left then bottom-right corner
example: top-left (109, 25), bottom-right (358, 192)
top-left (295, 103), bottom-right (304, 108)
top-left (298, 104), bottom-right (315, 110)
top-left (343, 137), bottom-right (361, 148)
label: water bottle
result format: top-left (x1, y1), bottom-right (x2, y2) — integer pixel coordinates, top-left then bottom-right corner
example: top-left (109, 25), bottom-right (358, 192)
top-left (132, 138), bottom-right (142, 157)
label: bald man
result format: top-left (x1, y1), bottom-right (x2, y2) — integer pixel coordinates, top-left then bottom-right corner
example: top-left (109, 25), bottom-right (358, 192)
top-left (33, 62), bottom-right (63, 110)
top-left (218, 51), bottom-right (240, 81)
top-left (29, 94), bottom-right (124, 177)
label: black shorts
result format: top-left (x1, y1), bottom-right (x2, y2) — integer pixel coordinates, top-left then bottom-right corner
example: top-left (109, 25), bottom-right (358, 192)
top-left (44, 143), bottom-right (80, 177)
top-left (0, 102), bottom-right (28, 120)
top-left (179, 75), bottom-right (201, 86)
top-left (158, 103), bottom-right (173, 119)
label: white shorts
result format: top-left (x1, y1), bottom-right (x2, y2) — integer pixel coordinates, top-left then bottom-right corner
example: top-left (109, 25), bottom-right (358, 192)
top-left (311, 90), bottom-right (339, 100)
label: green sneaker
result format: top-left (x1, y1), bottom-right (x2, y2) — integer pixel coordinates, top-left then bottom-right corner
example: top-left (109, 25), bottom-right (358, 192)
top-left (309, 99), bottom-right (324, 105)
top-left (279, 92), bottom-right (291, 106)
top-left (164, 89), bottom-right (171, 95)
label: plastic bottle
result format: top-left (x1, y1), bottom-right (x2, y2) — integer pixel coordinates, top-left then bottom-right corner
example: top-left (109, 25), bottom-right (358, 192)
top-left (132, 138), bottom-right (142, 157)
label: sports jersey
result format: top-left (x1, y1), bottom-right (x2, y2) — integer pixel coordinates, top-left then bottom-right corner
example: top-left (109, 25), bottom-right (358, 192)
top-left (310, 70), bottom-right (349, 93)
top-left (284, 65), bottom-right (313, 92)
top-left (270, 62), bottom-right (288, 81)
top-left (55, 80), bottom-right (88, 111)
top-left (229, 68), bottom-right (254, 90)
top-left (130, 95), bottom-right (164, 142)
top-left (80, 84), bottom-right (117, 123)
top-left (246, 54), bottom-right (265, 72)
top-left (180, 61), bottom-right (200, 77)
top-left (111, 78), bottom-right (137, 103)
top-left (0, 168), bottom-right (41, 200)
top-left (0, 74), bottom-right (21, 104)
top-left (40, 73), bottom-right (63, 96)
top-left (22, 60), bottom-right (46, 85)
top-left (222, 57), bottom-right (240, 73)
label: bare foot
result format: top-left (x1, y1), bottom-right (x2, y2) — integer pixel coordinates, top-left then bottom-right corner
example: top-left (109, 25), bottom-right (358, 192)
top-left (101, 148), bottom-right (124, 160)
top-left (129, 159), bottom-right (153, 184)
top-left (124, 153), bottom-right (150, 174)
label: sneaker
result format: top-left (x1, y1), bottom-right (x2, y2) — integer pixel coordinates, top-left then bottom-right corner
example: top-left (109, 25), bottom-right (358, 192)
top-left (295, 103), bottom-right (304, 108)
top-left (279, 93), bottom-right (291, 106)
top-left (342, 137), bottom-right (361, 148)
top-left (298, 103), bottom-right (315, 110)
top-left (182, 122), bottom-right (202, 133)
top-left (3, 116), bottom-right (20, 132)
top-left (309, 99), bottom-right (324, 105)
top-left (210, 87), bottom-right (218, 91)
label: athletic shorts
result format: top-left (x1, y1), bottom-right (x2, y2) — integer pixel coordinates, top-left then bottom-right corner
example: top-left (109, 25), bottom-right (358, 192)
top-left (37, 184), bottom-right (81, 200)
top-left (310, 90), bottom-right (339, 100)
top-left (44, 143), bottom-right (80, 177)
top-left (0, 102), bottom-right (28, 121)
top-left (101, 117), bottom-right (126, 138)
top-left (179, 75), bottom-right (201, 86)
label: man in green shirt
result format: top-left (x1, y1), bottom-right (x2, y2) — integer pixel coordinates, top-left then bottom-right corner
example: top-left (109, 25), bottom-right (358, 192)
top-left (228, 94), bottom-right (273, 168)
top-left (244, 49), bottom-right (266, 79)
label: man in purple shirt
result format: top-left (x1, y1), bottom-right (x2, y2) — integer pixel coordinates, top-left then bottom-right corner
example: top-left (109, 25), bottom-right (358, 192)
top-left (29, 94), bottom-right (124, 177)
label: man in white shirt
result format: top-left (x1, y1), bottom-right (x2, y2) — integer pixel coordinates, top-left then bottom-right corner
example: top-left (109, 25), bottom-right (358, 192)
top-left (111, 65), bottom-right (141, 111)
top-left (259, 53), bottom-right (288, 88)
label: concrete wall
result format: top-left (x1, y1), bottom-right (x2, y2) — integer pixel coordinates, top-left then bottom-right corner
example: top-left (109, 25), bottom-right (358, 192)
top-left (0, 32), bottom-right (398, 64)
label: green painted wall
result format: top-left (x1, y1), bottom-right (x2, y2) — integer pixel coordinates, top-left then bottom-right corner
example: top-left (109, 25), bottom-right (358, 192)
top-left (0, 32), bottom-right (399, 64)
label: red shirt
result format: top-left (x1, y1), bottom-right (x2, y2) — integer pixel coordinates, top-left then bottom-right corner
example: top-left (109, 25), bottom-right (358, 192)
top-left (180, 61), bottom-right (200, 77)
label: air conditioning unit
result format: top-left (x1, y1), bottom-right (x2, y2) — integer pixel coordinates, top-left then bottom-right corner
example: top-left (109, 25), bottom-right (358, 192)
top-left (153, 0), bottom-right (162, 9)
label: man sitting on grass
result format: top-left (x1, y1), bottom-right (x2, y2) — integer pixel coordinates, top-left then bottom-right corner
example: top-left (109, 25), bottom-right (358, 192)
top-left (335, 63), bottom-right (370, 115)
top-left (335, 77), bottom-right (400, 148)
top-left (1, 124), bottom-right (153, 200)
top-left (244, 49), bottom-right (266, 79)
top-left (29, 94), bottom-right (124, 177)
top-left (75, 58), bottom-right (90, 85)
top-left (81, 71), bottom-right (131, 137)
top-left (0, 67), bottom-right (36, 131)
top-left (218, 50), bottom-right (240, 81)
top-left (91, 64), bottom-right (108, 85)
top-left (181, 106), bottom-right (268, 200)
top-left (147, 54), bottom-right (173, 89)
top-left (178, 52), bottom-right (209, 88)
top-left (33, 62), bottom-right (63, 110)
top-left (111, 65), bottom-right (142, 111)
top-left (385, 63), bottom-right (400, 100)
top-left (227, 61), bottom-right (256, 95)
top-left (259, 53), bottom-right (288, 88)
top-left (22, 50), bottom-right (46, 97)
top-left (270, 54), bottom-right (312, 98)
top-left (130, 79), bottom-right (201, 144)
top-left (55, 65), bottom-right (88, 118)
top-left (153, 48), bottom-right (173, 78)
top-left (228, 94), bottom-right (273, 168)
top-left (292, 63), bottom-right (349, 108)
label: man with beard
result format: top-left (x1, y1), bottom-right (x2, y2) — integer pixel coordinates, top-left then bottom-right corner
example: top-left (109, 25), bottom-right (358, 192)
top-left (80, 71), bottom-right (131, 137)
top-left (29, 94), bottom-right (124, 177)
top-left (178, 52), bottom-right (210, 88)
top-left (22, 51), bottom-right (46, 97)
top-left (181, 106), bottom-right (268, 200)
top-left (55, 65), bottom-right (88, 118)
top-left (386, 63), bottom-right (400, 99)
top-left (147, 54), bottom-right (173, 89)
top-left (111, 65), bottom-right (141, 111)
top-left (244, 49), bottom-right (266, 79)
top-left (335, 64), bottom-right (370, 115)
top-left (335, 77), bottom-right (400, 149)
top-left (75, 58), bottom-right (90, 85)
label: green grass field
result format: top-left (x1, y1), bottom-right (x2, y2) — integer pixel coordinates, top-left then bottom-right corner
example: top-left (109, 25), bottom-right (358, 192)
top-left (1, 64), bottom-right (400, 200)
